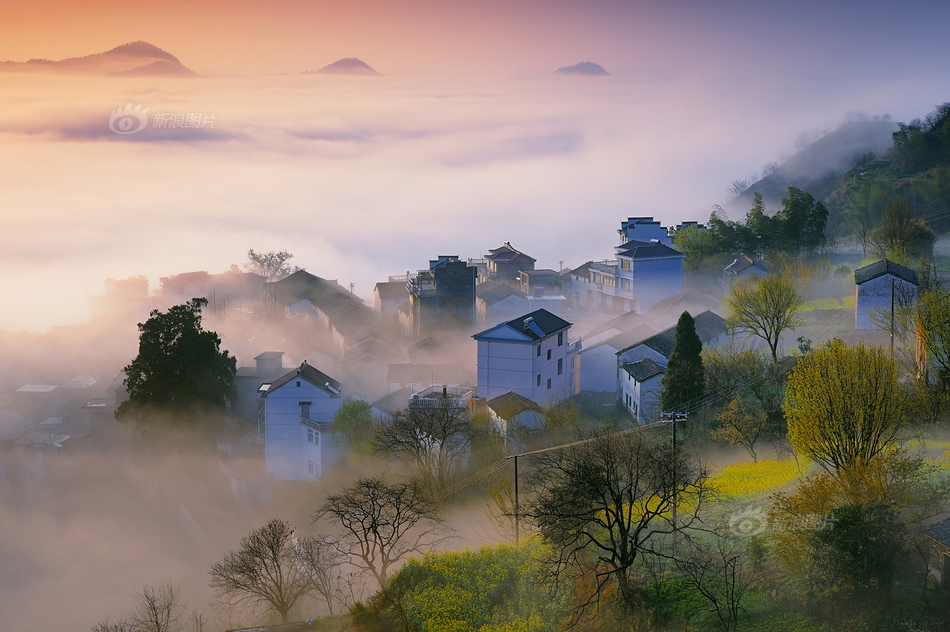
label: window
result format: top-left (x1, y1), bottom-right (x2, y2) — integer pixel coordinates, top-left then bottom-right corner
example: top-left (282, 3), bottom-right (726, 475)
top-left (546, 378), bottom-right (552, 390)
top-left (307, 428), bottom-right (314, 444)
top-left (558, 332), bottom-right (563, 346)
top-left (536, 345), bottom-right (541, 357)
top-left (537, 374), bottom-right (541, 387)
top-left (296, 381), bottom-right (301, 387)
top-left (547, 349), bottom-right (552, 361)
top-left (300, 402), bottom-right (311, 419)
top-left (620, 258), bottom-right (631, 271)
top-left (307, 460), bottom-right (315, 475)
top-left (558, 359), bottom-right (563, 375)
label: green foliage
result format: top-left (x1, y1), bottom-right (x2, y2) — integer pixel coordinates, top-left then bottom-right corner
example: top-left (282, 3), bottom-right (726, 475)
top-left (371, 542), bottom-right (563, 632)
top-left (784, 340), bottom-right (905, 474)
top-left (810, 502), bottom-right (904, 598)
top-left (116, 297), bottom-right (236, 425)
top-left (333, 399), bottom-right (376, 455)
top-left (726, 273), bottom-right (804, 363)
top-left (869, 196), bottom-right (936, 262)
top-left (892, 103), bottom-right (950, 174)
top-left (661, 312), bottom-right (705, 413)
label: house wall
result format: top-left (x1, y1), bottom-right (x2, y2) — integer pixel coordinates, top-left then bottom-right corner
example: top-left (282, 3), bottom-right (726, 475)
top-left (630, 257), bottom-right (683, 312)
top-left (483, 294), bottom-right (529, 325)
top-left (477, 332), bottom-right (576, 406)
top-left (856, 275), bottom-right (917, 330)
top-left (578, 344), bottom-right (619, 393)
top-left (263, 379), bottom-right (342, 481)
top-left (620, 371), bottom-right (664, 424)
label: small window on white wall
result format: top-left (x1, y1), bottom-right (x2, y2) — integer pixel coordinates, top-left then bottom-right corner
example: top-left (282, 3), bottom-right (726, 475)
top-left (307, 428), bottom-right (314, 444)
top-left (307, 460), bottom-right (315, 475)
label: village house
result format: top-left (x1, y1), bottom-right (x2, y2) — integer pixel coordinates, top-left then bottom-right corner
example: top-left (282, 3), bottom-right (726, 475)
top-left (233, 351), bottom-right (286, 423)
top-left (615, 310), bottom-right (727, 420)
top-left (476, 284), bottom-right (529, 324)
top-left (854, 259), bottom-right (919, 330)
top-left (260, 362), bottom-right (342, 482)
top-left (473, 308), bottom-right (580, 406)
top-left (925, 516), bottom-right (950, 589)
top-left (587, 218), bottom-right (685, 314)
top-left (619, 358), bottom-right (666, 424)
top-left (486, 391), bottom-right (546, 443)
top-left (578, 324), bottom-right (656, 394)
top-left (408, 255), bottom-right (477, 340)
top-left (374, 279), bottom-right (410, 324)
top-left (722, 255), bottom-right (769, 288)
top-left (386, 363), bottom-right (472, 394)
top-left (484, 242), bottom-right (536, 285)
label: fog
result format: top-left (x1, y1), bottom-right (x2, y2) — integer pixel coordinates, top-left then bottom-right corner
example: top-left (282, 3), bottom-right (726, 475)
top-left (2, 63), bottom-right (949, 332)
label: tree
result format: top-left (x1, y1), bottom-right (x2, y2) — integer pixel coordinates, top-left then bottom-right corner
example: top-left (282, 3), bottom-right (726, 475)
top-left (726, 273), bottom-right (803, 363)
top-left (333, 399), bottom-right (376, 456)
top-left (128, 582), bottom-right (185, 632)
top-left (712, 397), bottom-right (771, 463)
top-left (243, 249), bottom-right (300, 281)
top-left (209, 519), bottom-right (335, 624)
top-left (674, 536), bottom-right (752, 632)
top-left (660, 311), bottom-right (704, 413)
top-left (869, 197), bottom-right (936, 262)
top-left (528, 430), bottom-right (709, 611)
top-left (116, 298), bottom-right (236, 425)
top-left (784, 340), bottom-right (906, 474)
top-left (772, 187), bottom-right (828, 255)
top-left (374, 400), bottom-right (473, 494)
top-left (314, 477), bottom-right (449, 587)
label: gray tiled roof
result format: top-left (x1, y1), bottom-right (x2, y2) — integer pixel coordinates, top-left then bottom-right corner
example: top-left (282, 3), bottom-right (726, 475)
top-left (622, 358), bottom-right (665, 382)
top-left (854, 259), bottom-right (918, 286)
top-left (262, 362), bottom-right (341, 397)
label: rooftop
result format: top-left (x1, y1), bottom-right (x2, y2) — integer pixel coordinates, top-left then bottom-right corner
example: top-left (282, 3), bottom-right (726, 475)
top-left (473, 308), bottom-right (573, 342)
top-left (487, 391), bottom-right (543, 419)
top-left (622, 357), bottom-right (666, 382)
top-left (486, 242), bottom-right (536, 264)
top-left (615, 240), bottom-right (684, 260)
top-left (617, 310), bottom-right (726, 358)
top-left (854, 259), bottom-right (919, 286)
top-left (262, 362), bottom-right (342, 397)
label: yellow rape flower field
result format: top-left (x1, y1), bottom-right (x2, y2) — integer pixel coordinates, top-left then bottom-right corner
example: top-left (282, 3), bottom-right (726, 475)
top-left (708, 458), bottom-right (804, 500)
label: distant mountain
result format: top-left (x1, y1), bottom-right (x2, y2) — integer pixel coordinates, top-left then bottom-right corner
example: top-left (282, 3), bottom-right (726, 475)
top-left (303, 58), bottom-right (379, 76)
top-left (726, 120), bottom-right (897, 213)
top-left (0, 41), bottom-right (195, 77)
top-left (556, 62), bottom-right (609, 76)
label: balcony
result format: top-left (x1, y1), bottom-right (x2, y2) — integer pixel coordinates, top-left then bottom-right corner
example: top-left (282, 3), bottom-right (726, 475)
top-left (567, 339), bottom-right (582, 354)
top-left (590, 260), bottom-right (618, 274)
top-left (409, 385), bottom-right (475, 410)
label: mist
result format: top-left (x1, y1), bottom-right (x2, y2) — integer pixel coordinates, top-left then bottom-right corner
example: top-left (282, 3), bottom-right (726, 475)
top-left (2, 63), bottom-right (948, 332)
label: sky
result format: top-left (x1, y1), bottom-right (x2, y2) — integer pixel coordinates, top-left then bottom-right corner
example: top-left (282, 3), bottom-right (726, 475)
top-left (2, 0), bottom-right (950, 331)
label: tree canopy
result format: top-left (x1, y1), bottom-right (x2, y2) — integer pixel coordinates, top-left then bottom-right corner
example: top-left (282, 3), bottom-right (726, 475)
top-left (116, 298), bottom-right (236, 425)
top-left (784, 340), bottom-right (906, 474)
top-left (726, 272), bottom-right (803, 363)
top-left (660, 311), bottom-right (704, 413)
top-left (243, 249), bottom-right (300, 281)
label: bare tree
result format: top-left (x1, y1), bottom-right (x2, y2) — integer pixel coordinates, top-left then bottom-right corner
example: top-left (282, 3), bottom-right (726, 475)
top-left (243, 249), bottom-right (300, 281)
top-left (675, 536), bottom-right (752, 632)
top-left (314, 476), bottom-right (450, 587)
top-left (129, 581), bottom-right (185, 632)
top-left (209, 519), bottom-right (335, 623)
top-left (374, 400), bottom-right (473, 494)
top-left (528, 429), bottom-right (710, 615)
top-left (91, 620), bottom-right (134, 632)
top-left (295, 536), bottom-right (347, 615)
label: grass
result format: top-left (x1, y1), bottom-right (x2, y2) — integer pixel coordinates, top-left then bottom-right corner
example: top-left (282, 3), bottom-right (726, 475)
top-left (799, 295), bottom-right (855, 311)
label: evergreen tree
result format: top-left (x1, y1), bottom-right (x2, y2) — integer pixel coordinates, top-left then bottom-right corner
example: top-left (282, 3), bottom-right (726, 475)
top-left (116, 297), bottom-right (237, 425)
top-left (660, 311), bottom-right (704, 413)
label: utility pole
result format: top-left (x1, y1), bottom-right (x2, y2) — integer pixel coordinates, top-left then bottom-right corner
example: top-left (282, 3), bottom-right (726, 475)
top-left (505, 453), bottom-right (523, 545)
top-left (661, 411), bottom-right (688, 551)
top-left (890, 277), bottom-right (895, 361)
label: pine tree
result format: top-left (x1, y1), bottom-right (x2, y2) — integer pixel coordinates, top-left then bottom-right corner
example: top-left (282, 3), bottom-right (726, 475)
top-left (660, 311), bottom-right (704, 413)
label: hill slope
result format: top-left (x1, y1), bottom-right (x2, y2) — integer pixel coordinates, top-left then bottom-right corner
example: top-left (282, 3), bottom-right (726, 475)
top-left (0, 41), bottom-right (195, 77)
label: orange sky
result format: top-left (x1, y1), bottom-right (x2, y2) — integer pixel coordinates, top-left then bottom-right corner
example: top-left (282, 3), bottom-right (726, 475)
top-left (0, 0), bottom-right (659, 75)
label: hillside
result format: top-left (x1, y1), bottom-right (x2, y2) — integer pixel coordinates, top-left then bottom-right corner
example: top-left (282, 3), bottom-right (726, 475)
top-left (555, 61), bottom-right (609, 75)
top-left (0, 41), bottom-right (195, 77)
top-left (303, 58), bottom-right (379, 76)
top-left (726, 120), bottom-right (897, 214)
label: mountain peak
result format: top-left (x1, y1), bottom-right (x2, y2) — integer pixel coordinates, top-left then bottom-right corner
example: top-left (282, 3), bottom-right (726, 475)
top-left (556, 62), bottom-right (609, 76)
top-left (0, 41), bottom-right (194, 76)
top-left (104, 41), bottom-right (179, 62)
top-left (304, 58), bottom-right (379, 76)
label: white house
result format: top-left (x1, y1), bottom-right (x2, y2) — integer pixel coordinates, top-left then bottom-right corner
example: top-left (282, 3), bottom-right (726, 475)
top-left (589, 239), bottom-right (685, 314)
top-left (260, 362), bottom-right (343, 481)
top-left (476, 284), bottom-right (529, 324)
top-left (233, 351), bottom-right (287, 422)
top-left (620, 217), bottom-right (672, 246)
top-left (620, 358), bottom-right (665, 424)
top-left (486, 391), bottom-right (546, 443)
top-left (374, 280), bottom-right (410, 325)
top-left (578, 325), bottom-right (656, 394)
top-left (473, 309), bottom-right (580, 406)
top-left (854, 259), bottom-right (918, 330)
